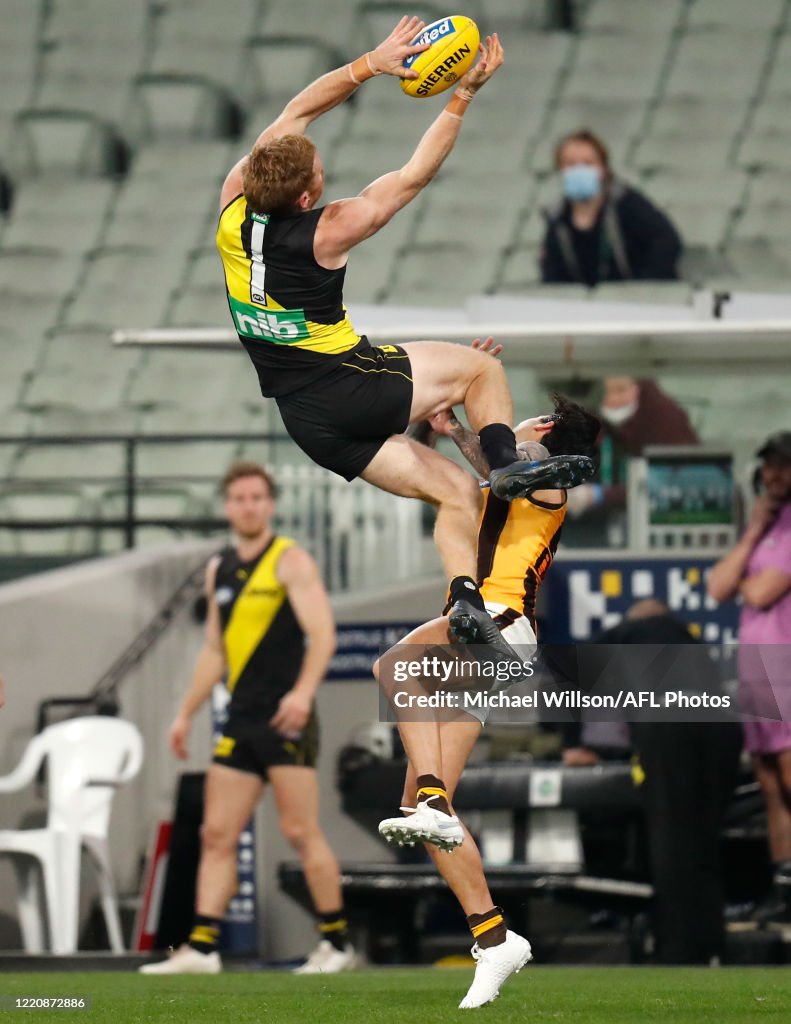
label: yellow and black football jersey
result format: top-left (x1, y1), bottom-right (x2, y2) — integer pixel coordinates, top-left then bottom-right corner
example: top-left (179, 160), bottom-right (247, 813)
top-left (477, 491), bottom-right (567, 628)
top-left (216, 196), bottom-right (362, 398)
top-left (214, 535), bottom-right (305, 719)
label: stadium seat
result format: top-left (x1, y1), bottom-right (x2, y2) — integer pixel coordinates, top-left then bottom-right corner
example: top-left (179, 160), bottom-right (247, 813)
top-left (9, 110), bottom-right (129, 179)
top-left (139, 401), bottom-right (268, 437)
top-left (643, 97), bottom-right (743, 140)
top-left (642, 168), bottom-right (748, 210)
top-left (495, 239), bottom-right (546, 292)
top-left (125, 140), bottom-right (233, 187)
top-left (133, 440), bottom-right (243, 482)
top-left (662, 29), bottom-right (772, 101)
top-left (167, 284), bottom-right (231, 328)
top-left (736, 133), bottom-right (791, 172)
top-left (0, 246), bottom-right (84, 304)
top-left (660, 202), bottom-right (731, 249)
top-left (0, 484), bottom-right (95, 555)
top-left (385, 241), bottom-right (496, 304)
top-left (583, 0), bottom-right (685, 33)
top-left (104, 179), bottom-right (215, 253)
top-left (0, 0), bottom-right (44, 115)
top-left (0, 410), bottom-right (29, 480)
top-left (686, 0), bottom-right (785, 29)
top-left (342, 219), bottom-right (417, 303)
top-left (31, 407), bottom-right (139, 438)
top-left (247, 36), bottom-right (343, 106)
top-left (732, 200), bottom-right (791, 244)
top-left (22, 364), bottom-right (131, 414)
top-left (153, 0), bottom-right (262, 41)
top-left (0, 316), bottom-right (56, 401)
top-left (0, 179), bottom-right (116, 254)
top-left (563, 39), bottom-right (667, 103)
top-left (760, 35), bottom-right (791, 97)
top-left (254, 2), bottom-right (350, 53)
top-left (126, 351), bottom-right (254, 410)
top-left (354, 1), bottom-right (450, 51)
top-left (35, 0), bottom-right (149, 125)
top-left (721, 240), bottom-right (791, 281)
top-left (45, 0), bottom-right (150, 45)
top-left (12, 441), bottom-right (126, 485)
top-left (129, 74), bottom-right (243, 144)
top-left (631, 131), bottom-right (735, 174)
top-left (64, 246), bottom-right (183, 331)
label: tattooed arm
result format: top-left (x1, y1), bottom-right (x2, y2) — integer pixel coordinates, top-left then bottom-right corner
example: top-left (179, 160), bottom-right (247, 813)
top-left (429, 410), bottom-right (491, 479)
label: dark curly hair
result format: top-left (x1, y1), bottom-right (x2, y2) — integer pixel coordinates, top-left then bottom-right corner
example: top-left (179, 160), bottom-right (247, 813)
top-left (542, 393), bottom-right (601, 461)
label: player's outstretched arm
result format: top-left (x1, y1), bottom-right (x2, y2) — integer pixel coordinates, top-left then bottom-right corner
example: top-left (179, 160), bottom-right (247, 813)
top-left (314, 34), bottom-right (504, 264)
top-left (220, 17), bottom-right (429, 206)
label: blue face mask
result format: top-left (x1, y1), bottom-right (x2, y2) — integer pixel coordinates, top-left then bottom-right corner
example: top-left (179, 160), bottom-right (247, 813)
top-left (562, 164), bottom-right (601, 202)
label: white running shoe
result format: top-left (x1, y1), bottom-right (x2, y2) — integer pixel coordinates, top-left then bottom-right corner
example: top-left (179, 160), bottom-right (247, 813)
top-left (378, 796), bottom-right (464, 852)
top-left (139, 945), bottom-right (222, 975)
top-left (458, 930), bottom-right (532, 1009)
top-left (293, 939), bottom-right (357, 974)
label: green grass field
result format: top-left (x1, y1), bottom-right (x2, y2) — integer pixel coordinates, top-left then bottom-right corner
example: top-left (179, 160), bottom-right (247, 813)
top-left (1, 968), bottom-right (790, 1023)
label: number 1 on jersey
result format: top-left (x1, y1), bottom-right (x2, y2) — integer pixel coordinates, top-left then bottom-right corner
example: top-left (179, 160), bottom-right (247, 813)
top-left (250, 212), bottom-right (268, 305)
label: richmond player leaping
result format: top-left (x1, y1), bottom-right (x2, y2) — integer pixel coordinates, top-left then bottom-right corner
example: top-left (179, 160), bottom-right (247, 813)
top-left (216, 16), bottom-right (593, 652)
top-left (374, 397), bottom-right (600, 1009)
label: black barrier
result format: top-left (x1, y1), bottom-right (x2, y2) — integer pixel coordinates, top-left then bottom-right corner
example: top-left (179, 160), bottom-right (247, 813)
top-left (0, 432), bottom-right (288, 549)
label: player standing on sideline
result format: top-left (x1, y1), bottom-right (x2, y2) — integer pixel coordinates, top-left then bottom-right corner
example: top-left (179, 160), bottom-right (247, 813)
top-left (374, 398), bottom-right (600, 1008)
top-left (141, 462), bottom-right (353, 975)
top-left (216, 17), bottom-right (594, 649)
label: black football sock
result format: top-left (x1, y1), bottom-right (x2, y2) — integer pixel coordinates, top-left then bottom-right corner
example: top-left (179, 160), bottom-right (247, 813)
top-left (416, 773), bottom-right (451, 816)
top-left (188, 914), bottom-right (222, 954)
top-left (479, 423), bottom-right (519, 471)
top-left (447, 575), bottom-right (486, 613)
top-left (317, 909), bottom-right (349, 951)
top-left (468, 906), bottom-right (507, 949)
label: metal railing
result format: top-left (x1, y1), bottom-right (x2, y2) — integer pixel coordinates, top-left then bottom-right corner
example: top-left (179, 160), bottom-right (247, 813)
top-left (0, 433), bottom-right (424, 590)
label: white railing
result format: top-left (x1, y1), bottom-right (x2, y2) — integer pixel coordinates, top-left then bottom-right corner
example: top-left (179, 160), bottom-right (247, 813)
top-left (274, 464), bottom-right (423, 591)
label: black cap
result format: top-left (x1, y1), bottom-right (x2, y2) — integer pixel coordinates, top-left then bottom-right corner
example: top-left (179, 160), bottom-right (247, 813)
top-left (757, 431), bottom-right (791, 462)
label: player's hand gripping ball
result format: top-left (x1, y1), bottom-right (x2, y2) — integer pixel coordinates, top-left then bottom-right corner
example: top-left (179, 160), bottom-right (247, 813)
top-left (400, 15), bottom-right (480, 97)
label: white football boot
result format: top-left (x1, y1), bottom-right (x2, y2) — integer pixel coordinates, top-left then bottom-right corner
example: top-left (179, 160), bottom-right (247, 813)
top-left (293, 939), bottom-right (357, 974)
top-left (139, 944), bottom-right (222, 975)
top-left (378, 795), bottom-right (464, 852)
top-left (458, 930), bottom-right (533, 1009)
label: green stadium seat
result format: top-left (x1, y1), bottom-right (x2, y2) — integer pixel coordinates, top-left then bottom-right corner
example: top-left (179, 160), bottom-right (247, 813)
top-left (129, 74), bottom-right (242, 144)
top-left (583, 0), bottom-right (685, 33)
top-left (9, 110), bottom-right (128, 179)
top-left (1, 179), bottom-right (115, 253)
top-left (0, 484), bottom-right (96, 555)
top-left (686, 0), bottom-right (785, 29)
top-left (663, 29), bottom-right (772, 101)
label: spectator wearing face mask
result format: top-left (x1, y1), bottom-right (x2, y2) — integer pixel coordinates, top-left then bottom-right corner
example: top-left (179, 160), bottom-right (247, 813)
top-left (540, 129), bottom-right (683, 286)
top-left (567, 377), bottom-right (698, 520)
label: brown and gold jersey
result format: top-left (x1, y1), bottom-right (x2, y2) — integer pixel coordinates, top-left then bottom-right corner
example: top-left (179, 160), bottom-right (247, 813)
top-left (477, 491), bottom-right (566, 628)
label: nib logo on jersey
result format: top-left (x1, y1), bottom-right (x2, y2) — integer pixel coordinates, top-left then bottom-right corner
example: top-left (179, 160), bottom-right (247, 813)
top-left (229, 295), bottom-right (310, 344)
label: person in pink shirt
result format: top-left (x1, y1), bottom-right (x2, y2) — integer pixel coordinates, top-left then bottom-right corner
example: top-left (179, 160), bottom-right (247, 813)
top-left (709, 432), bottom-right (791, 926)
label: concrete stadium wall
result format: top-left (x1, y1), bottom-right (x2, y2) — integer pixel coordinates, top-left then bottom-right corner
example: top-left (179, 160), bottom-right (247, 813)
top-left (0, 544), bottom-right (444, 959)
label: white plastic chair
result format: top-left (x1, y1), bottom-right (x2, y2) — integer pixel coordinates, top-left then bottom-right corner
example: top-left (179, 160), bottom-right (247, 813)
top-left (0, 716), bottom-right (143, 955)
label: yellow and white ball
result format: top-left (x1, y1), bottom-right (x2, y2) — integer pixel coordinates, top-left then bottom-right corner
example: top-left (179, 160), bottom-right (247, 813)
top-left (400, 15), bottom-right (480, 98)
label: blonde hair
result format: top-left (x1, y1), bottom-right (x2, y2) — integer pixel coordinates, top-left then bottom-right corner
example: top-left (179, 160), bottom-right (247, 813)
top-left (242, 134), bottom-right (316, 215)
